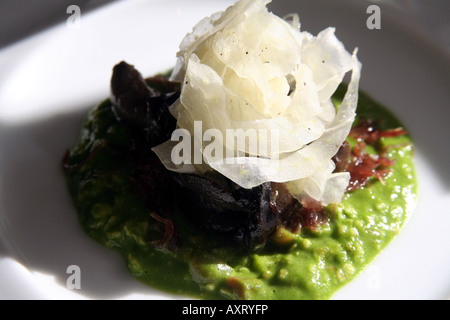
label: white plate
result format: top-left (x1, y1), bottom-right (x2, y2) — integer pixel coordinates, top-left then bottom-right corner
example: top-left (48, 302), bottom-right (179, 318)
top-left (0, 0), bottom-right (449, 300)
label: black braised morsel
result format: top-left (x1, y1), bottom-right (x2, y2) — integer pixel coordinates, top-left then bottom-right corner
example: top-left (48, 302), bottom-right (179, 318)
top-left (110, 61), bottom-right (179, 146)
top-left (171, 172), bottom-right (278, 250)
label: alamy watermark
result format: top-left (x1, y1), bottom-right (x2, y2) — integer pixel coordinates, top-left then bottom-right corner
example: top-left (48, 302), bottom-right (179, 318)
top-left (66, 5), bottom-right (81, 30)
top-left (170, 121), bottom-right (280, 166)
top-left (366, 5), bottom-right (381, 30)
top-left (66, 265), bottom-right (81, 290)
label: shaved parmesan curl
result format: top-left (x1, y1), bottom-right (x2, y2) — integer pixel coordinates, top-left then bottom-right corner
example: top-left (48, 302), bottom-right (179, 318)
top-left (152, 0), bottom-right (362, 205)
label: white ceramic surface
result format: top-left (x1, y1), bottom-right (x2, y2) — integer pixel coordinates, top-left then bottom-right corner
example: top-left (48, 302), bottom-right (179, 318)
top-left (0, 0), bottom-right (449, 300)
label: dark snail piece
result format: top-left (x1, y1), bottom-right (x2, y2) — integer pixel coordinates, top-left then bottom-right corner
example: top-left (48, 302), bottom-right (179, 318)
top-left (171, 172), bottom-right (278, 250)
top-left (110, 61), bottom-right (179, 147)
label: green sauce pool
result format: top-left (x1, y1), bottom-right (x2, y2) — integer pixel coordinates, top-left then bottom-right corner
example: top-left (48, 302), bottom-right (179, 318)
top-left (63, 83), bottom-right (417, 300)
